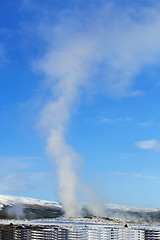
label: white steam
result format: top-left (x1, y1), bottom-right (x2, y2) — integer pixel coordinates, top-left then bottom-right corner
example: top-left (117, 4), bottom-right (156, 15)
top-left (46, 131), bottom-right (81, 217)
top-left (35, 2), bottom-right (160, 216)
top-left (6, 204), bottom-right (25, 219)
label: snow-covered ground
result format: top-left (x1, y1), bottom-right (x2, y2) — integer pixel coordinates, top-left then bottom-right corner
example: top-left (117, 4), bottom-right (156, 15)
top-left (0, 217), bottom-right (159, 231)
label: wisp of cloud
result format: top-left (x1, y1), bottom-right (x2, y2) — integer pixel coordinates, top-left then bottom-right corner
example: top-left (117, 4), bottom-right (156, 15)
top-left (35, 1), bottom-right (160, 216)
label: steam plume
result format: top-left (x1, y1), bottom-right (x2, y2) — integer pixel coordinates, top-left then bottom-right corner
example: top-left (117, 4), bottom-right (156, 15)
top-left (6, 203), bottom-right (25, 219)
top-left (35, 2), bottom-right (160, 216)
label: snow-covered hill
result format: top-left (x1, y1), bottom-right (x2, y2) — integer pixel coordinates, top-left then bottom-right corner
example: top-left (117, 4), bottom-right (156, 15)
top-left (0, 195), bottom-right (63, 220)
top-left (0, 194), bottom-right (158, 213)
top-left (0, 194), bottom-right (159, 223)
top-left (0, 195), bottom-right (61, 210)
top-left (105, 203), bottom-right (159, 213)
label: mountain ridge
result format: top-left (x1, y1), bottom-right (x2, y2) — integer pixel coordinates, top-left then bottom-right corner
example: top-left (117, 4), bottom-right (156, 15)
top-left (0, 194), bottom-right (159, 223)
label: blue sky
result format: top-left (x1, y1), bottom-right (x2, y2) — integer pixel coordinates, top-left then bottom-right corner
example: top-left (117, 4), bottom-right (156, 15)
top-left (1, 0), bottom-right (160, 210)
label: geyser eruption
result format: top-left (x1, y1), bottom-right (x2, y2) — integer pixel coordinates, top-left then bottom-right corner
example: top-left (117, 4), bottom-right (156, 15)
top-left (37, 53), bottom-right (89, 216)
top-left (35, 2), bottom-right (160, 217)
top-left (46, 130), bottom-right (81, 217)
top-left (38, 95), bottom-right (83, 216)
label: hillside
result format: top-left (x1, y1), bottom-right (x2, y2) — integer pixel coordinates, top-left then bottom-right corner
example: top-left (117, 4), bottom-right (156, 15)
top-left (0, 195), bottom-right (63, 219)
top-left (0, 195), bottom-right (159, 223)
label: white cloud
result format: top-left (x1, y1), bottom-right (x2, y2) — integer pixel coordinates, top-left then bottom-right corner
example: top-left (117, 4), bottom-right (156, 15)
top-left (108, 172), bottom-right (157, 180)
top-left (140, 121), bottom-right (153, 127)
top-left (0, 43), bottom-right (5, 67)
top-left (129, 90), bottom-right (144, 97)
top-left (135, 139), bottom-right (160, 152)
top-left (95, 171), bottom-right (158, 180)
top-left (0, 156), bottom-right (51, 194)
top-left (0, 172), bottom-right (48, 193)
top-left (99, 116), bottom-right (134, 124)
